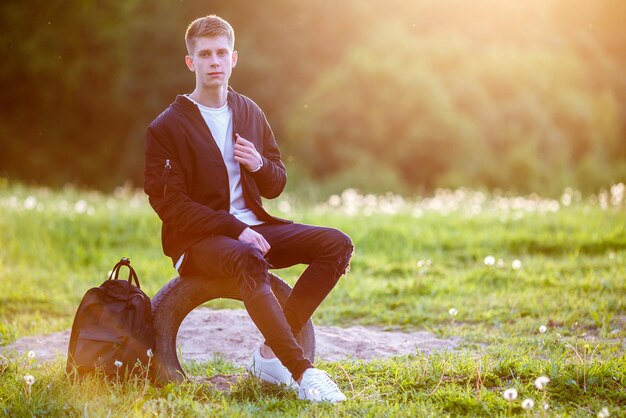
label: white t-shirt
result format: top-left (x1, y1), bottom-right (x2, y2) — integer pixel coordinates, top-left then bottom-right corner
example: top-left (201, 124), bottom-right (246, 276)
top-left (175, 95), bottom-right (263, 271)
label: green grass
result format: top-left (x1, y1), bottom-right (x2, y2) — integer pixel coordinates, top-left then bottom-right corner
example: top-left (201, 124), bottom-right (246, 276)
top-left (1, 182), bottom-right (625, 416)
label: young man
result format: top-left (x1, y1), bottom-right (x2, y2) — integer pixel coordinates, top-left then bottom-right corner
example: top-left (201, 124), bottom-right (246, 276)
top-left (144, 15), bottom-right (353, 402)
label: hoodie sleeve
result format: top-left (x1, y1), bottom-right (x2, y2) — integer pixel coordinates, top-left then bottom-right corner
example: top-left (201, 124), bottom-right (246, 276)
top-left (249, 110), bottom-right (287, 199)
top-left (144, 121), bottom-right (248, 239)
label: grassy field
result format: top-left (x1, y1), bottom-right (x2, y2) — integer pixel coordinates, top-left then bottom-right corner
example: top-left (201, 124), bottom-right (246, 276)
top-left (1, 181), bottom-right (625, 416)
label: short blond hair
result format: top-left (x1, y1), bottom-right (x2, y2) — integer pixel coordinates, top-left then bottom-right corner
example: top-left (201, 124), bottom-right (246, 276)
top-left (185, 15), bottom-right (235, 54)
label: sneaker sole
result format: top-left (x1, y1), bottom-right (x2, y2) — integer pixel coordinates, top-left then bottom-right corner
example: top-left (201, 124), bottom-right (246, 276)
top-left (297, 392), bottom-right (347, 403)
top-left (249, 369), bottom-right (298, 390)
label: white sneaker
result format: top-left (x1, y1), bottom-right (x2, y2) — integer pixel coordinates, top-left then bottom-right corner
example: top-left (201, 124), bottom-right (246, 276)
top-left (298, 368), bottom-right (347, 403)
top-left (246, 347), bottom-right (298, 390)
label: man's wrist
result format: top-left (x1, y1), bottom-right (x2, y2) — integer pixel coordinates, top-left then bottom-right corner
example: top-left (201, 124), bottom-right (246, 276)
top-left (250, 153), bottom-right (263, 172)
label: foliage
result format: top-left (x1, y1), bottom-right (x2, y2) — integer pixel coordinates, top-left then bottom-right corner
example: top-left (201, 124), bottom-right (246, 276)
top-left (1, 183), bottom-right (625, 416)
top-left (287, 17), bottom-right (625, 195)
top-left (0, 0), bottom-right (625, 194)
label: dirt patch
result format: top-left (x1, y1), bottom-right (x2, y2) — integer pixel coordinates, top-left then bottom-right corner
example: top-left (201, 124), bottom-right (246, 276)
top-left (2, 308), bottom-right (460, 365)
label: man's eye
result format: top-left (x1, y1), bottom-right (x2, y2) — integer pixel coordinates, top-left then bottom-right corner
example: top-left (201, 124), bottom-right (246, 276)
top-left (218, 51), bottom-right (227, 56)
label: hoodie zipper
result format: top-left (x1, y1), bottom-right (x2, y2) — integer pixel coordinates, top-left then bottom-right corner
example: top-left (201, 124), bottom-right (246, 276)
top-left (163, 159), bottom-right (172, 196)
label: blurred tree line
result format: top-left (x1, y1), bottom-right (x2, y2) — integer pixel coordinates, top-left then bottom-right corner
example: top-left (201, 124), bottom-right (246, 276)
top-left (0, 0), bottom-right (624, 195)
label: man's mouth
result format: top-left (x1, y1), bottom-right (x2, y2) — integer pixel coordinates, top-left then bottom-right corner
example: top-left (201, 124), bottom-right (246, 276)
top-left (208, 72), bottom-right (222, 76)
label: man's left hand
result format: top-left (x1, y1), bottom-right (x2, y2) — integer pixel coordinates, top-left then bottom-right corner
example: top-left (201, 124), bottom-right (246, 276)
top-left (234, 133), bottom-right (262, 172)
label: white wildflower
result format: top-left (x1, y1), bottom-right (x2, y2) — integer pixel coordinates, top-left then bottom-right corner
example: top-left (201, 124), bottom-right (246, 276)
top-left (522, 399), bottom-right (534, 409)
top-left (484, 256), bottom-right (495, 266)
top-left (114, 360), bottom-right (123, 368)
top-left (146, 348), bottom-right (153, 358)
top-left (27, 350), bottom-right (36, 359)
top-left (543, 403), bottom-right (549, 411)
top-left (539, 325), bottom-right (547, 334)
top-left (503, 388), bottom-right (517, 401)
top-left (534, 376), bottom-right (550, 390)
top-left (24, 375), bottom-right (35, 386)
top-left (448, 308), bottom-right (458, 317)
top-left (598, 407), bottom-right (610, 418)
top-left (512, 259), bottom-right (522, 270)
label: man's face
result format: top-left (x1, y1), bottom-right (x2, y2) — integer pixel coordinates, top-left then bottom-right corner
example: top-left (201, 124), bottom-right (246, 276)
top-left (185, 35), bottom-right (237, 90)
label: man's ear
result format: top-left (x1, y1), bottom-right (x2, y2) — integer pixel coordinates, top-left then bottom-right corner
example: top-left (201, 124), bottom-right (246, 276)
top-left (185, 55), bottom-right (195, 72)
top-left (232, 50), bottom-right (238, 68)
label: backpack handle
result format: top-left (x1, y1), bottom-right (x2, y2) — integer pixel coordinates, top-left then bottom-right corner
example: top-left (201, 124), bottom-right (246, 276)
top-left (108, 257), bottom-right (141, 288)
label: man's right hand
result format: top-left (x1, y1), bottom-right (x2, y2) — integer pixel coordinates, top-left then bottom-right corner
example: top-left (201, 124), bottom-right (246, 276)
top-left (238, 227), bottom-right (271, 254)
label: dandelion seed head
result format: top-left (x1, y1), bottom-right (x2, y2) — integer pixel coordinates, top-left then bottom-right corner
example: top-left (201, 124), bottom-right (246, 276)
top-left (503, 388), bottom-right (517, 401)
top-left (534, 376), bottom-right (550, 390)
top-left (328, 195), bottom-right (341, 207)
top-left (27, 350), bottom-right (35, 359)
top-left (512, 259), bottom-right (522, 270)
top-left (496, 258), bottom-right (505, 268)
top-left (598, 407), bottom-right (610, 417)
top-left (114, 360), bottom-right (123, 368)
top-left (543, 403), bottom-right (550, 411)
top-left (539, 325), bottom-right (547, 334)
top-left (146, 348), bottom-right (153, 358)
top-left (522, 399), bottom-right (534, 409)
top-left (74, 200), bottom-right (88, 214)
top-left (278, 201), bottom-right (291, 213)
top-left (484, 255), bottom-right (495, 266)
top-left (24, 375), bottom-right (35, 385)
top-left (448, 308), bottom-right (458, 316)
top-left (24, 196), bottom-right (37, 210)
top-left (0, 355), bottom-right (10, 371)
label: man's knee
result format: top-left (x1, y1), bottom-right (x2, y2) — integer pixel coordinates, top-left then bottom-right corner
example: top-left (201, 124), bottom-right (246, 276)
top-left (324, 228), bottom-right (354, 277)
top-left (236, 245), bottom-right (272, 300)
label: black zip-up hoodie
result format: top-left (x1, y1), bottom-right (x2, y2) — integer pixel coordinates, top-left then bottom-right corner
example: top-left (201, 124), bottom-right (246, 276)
top-left (144, 87), bottom-right (290, 266)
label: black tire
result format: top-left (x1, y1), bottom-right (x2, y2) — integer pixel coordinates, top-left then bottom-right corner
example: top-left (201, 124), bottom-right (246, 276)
top-left (150, 273), bottom-right (316, 385)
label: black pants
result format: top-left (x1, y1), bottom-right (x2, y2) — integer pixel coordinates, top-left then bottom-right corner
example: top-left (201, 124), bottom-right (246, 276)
top-left (183, 222), bottom-right (354, 381)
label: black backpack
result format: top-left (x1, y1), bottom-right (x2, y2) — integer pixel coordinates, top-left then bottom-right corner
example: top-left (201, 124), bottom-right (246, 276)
top-left (66, 258), bottom-right (155, 378)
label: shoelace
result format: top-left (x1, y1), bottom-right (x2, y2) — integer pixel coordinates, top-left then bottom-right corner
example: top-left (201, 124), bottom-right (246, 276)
top-left (304, 370), bottom-right (341, 396)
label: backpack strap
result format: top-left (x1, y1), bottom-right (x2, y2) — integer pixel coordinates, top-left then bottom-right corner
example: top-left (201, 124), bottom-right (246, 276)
top-left (108, 257), bottom-right (141, 288)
